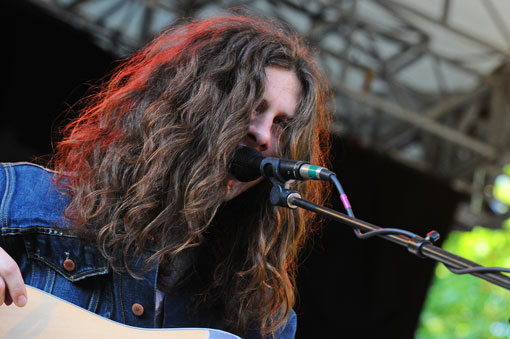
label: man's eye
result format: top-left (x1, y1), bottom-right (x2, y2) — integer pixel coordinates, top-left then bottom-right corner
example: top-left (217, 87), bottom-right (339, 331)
top-left (274, 117), bottom-right (289, 128)
top-left (255, 100), bottom-right (268, 114)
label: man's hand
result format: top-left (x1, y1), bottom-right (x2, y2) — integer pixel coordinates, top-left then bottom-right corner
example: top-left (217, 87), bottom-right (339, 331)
top-left (0, 247), bottom-right (26, 307)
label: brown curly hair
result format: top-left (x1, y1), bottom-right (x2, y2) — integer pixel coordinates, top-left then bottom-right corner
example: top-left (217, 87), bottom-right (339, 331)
top-left (53, 14), bottom-right (331, 336)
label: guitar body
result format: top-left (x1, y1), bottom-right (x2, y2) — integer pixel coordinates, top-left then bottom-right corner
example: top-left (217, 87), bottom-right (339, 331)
top-left (0, 285), bottom-right (239, 338)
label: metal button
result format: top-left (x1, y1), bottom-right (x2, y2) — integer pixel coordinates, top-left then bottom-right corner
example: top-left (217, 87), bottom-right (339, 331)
top-left (132, 303), bottom-right (144, 316)
top-left (63, 259), bottom-right (76, 272)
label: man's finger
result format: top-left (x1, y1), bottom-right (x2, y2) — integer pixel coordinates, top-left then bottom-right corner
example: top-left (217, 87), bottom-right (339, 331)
top-left (0, 277), bottom-right (5, 305)
top-left (0, 247), bottom-right (26, 307)
top-left (5, 288), bottom-right (13, 305)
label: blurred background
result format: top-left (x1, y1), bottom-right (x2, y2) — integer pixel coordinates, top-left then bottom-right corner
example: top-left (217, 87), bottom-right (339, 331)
top-left (2, 0), bottom-right (510, 337)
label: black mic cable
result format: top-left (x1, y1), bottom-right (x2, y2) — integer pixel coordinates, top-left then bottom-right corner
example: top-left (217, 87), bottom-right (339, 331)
top-left (230, 148), bottom-right (510, 280)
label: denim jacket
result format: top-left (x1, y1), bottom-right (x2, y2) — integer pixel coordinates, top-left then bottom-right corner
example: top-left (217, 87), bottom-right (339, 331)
top-left (0, 162), bottom-right (296, 338)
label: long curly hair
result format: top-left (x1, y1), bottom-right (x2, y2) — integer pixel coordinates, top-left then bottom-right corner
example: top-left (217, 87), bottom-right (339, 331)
top-left (53, 14), bottom-right (331, 336)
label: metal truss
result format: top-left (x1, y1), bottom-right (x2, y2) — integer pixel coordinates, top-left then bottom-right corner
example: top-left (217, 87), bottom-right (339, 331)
top-left (26, 0), bottom-right (510, 229)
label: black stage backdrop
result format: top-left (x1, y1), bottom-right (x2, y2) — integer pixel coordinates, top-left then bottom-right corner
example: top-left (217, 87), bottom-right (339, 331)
top-left (1, 2), bottom-right (464, 338)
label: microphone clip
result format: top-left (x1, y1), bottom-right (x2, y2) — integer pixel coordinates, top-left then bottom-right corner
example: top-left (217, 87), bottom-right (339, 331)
top-left (268, 177), bottom-right (301, 209)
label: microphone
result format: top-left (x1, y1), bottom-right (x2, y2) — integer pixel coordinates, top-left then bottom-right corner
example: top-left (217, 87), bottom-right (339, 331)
top-left (230, 146), bottom-right (335, 182)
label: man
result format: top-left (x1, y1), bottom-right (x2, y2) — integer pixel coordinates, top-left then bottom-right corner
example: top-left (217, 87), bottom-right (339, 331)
top-left (0, 14), bottom-right (330, 338)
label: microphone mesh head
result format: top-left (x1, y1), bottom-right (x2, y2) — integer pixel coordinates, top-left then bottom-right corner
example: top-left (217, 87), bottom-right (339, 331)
top-left (229, 146), bottom-right (264, 182)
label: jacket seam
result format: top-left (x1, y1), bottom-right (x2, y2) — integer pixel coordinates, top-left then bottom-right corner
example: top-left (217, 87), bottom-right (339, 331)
top-left (30, 254), bottom-right (108, 281)
top-left (118, 273), bottom-right (126, 324)
top-left (0, 162), bottom-right (60, 174)
top-left (88, 286), bottom-right (100, 313)
top-left (1, 165), bottom-right (15, 229)
top-left (44, 267), bottom-right (56, 293)
top-left (2, 226), bottom-right (77, 237)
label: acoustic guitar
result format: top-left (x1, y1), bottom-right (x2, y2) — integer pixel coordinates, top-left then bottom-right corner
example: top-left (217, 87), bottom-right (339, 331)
top-left (0, 285), bottom-right (239, 338)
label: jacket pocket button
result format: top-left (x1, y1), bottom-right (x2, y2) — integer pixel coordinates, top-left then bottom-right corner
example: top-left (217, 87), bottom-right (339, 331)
top-left (131, 303), bottom-right (144, 316)
top-left (63, 259), bottom-right (76, 272)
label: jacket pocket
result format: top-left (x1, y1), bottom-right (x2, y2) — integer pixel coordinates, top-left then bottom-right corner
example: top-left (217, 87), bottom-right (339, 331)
top-left (24, 231), bottom-right (109, 282)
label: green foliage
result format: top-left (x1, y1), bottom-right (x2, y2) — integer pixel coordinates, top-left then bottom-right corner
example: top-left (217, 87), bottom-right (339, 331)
top-left (503, 164), bottom-right (510, 177)
top-left (416, 226), bottom-right (510, 338)
top-left (494, 174), bottom-right (510, 206)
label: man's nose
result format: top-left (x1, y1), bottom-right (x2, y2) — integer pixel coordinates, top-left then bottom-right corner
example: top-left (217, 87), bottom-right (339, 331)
top-left (247, 114), bottom-right (272, 152)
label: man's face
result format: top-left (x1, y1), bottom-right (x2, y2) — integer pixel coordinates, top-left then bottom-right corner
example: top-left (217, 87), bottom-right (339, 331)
top-left (224, 66), bottom-right (301, 201)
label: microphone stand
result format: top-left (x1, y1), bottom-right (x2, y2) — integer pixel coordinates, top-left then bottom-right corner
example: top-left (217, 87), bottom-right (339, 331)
top-left (268, 179), bottom-right (510, 290)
